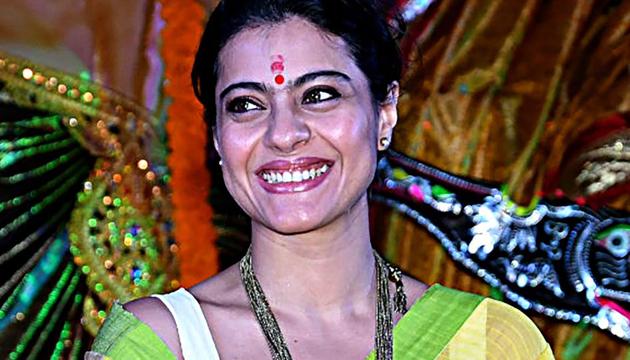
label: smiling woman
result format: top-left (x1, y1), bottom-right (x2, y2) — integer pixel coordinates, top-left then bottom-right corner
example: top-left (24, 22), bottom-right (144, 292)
top-left (88, 1), bottom-right (554, 359)
top-left (212, 17), bottom-right (396, 236)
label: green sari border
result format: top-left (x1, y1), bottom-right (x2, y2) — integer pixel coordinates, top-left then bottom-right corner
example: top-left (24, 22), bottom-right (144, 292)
top-left (91, 302), bottom-right (176, 359)
top-left (366, 284), bottom-right (484, 360)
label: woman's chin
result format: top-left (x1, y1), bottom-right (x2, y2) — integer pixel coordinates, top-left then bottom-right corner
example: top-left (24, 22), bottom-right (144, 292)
top-left (259, 213), bottom-right (331, 236)
top-left (251, 191), bottom-right (369, 236)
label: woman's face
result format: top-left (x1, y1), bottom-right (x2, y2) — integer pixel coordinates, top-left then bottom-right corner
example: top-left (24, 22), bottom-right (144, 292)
top-left (214, 17), bottom-right (397, 234)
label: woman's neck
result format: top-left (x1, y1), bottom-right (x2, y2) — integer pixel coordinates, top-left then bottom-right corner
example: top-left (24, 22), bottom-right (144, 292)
top-left (249, 194), bottom-right (375, 317)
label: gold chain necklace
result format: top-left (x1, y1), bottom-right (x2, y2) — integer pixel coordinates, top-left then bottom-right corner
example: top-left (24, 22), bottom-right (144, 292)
top-left (239, 247), bottom-right (407, 360)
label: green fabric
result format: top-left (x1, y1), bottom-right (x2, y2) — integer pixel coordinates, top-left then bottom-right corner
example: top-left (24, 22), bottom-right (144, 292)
top-left (92, 285), bottom-right (481, 359)
top-left (91, 302), bottom-right (176, 359)
top-left (365, 284), bottom-right (484, 360)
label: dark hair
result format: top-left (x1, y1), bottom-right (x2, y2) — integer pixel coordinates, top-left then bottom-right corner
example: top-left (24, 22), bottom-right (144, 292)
top-left (191, 0), bottom-right (404, 129)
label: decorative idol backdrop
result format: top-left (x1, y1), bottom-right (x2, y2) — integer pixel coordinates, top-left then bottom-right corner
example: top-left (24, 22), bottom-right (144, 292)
top-left (0, 0), bottom-right (628, 359)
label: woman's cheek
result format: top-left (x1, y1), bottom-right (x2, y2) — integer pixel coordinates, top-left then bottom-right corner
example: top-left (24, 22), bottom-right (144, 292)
top-left (218, 127), bottom-right (251, 181)
top-left (220, 120), bottom-right (261, 158)
top-left (329, 112), bottom-right (374, 149)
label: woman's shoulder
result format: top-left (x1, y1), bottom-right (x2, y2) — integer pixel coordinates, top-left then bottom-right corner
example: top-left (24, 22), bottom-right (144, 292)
top-left (91, 275), bottom-right (240, 360)
top-left (400, 284), bottom-right (553, 359)
top-left (90, 301), bottom-right (178, 359)
top-left (122, 296), bottom-right (182, 357)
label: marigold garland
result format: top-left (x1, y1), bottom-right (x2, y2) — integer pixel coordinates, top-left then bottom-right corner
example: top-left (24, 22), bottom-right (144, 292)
top-left (160, 0), bottom-right (218, 286)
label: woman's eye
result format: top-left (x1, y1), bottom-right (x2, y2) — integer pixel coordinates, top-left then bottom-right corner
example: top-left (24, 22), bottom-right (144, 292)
top-left (302, 88), bottom-right (341, 105)
top-left (226, 98), bottom-right (265, 113)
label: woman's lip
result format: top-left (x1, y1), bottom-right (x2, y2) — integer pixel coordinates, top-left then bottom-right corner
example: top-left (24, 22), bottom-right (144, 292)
top-left (255, 157), bottom-right (335, 175)
top-left (256, 164), bottom-right (333, 194)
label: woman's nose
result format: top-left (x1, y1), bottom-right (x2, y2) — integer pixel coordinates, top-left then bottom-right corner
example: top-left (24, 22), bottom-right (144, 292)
top-left (264, 105), bottom-right (311, 153)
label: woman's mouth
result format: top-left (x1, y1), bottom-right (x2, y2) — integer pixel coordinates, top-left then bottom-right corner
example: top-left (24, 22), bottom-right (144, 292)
top-left (255, 158), bottom-right (334, 194)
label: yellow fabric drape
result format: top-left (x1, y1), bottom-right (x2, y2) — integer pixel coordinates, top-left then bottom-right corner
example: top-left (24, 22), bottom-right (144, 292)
top-left (437, 299), bottom-right (553, 360)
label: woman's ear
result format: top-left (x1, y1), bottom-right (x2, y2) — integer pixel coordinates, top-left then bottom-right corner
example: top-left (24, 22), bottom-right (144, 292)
top-left (377, 81), bottom-right (399, 151)
top-left (212, 126), bottom-right (222, 158)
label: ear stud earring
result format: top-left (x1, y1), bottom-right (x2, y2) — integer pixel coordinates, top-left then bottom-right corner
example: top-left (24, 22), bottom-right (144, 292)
top-left (379, 137), bottom-right (390, 150)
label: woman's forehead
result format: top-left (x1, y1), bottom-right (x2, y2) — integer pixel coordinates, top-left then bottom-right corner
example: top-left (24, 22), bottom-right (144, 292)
top-left (216, 17), bottom-right (358, 85)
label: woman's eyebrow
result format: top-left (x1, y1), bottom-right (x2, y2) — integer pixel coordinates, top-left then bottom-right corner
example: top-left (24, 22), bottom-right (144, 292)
top-left (219, 82), bottom-right (268, 100)
top-left (293, 70), bottom-right (351, 87)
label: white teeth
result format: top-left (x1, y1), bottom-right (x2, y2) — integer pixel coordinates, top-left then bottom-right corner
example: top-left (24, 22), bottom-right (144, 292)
top-left (262, 164), bottom-right (331, 184)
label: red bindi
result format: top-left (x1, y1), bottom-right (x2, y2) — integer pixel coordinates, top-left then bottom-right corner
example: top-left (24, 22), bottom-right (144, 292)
top-left (270, 55), bottom-right (285, 85)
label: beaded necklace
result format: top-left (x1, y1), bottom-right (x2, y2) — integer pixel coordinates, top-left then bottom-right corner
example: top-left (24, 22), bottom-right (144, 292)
top-left (239, 247), bottom-right (407, 360)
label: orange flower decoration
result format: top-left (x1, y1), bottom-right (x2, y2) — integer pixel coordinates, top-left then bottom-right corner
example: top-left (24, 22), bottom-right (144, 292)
top-left (161, 1), bottom-right (218, 286)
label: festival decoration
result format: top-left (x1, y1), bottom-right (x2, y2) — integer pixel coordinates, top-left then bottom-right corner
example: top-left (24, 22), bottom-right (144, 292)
top-left (374, 149), bottom-right (630, 341)
top-left (0, 51), bottom-right (175, 357)
top-left (382, 0), bottom-right (630, 357)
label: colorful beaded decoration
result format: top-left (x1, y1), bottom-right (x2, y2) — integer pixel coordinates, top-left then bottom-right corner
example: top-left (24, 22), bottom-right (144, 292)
top-left (0, 51), bottom-right (177, 357)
